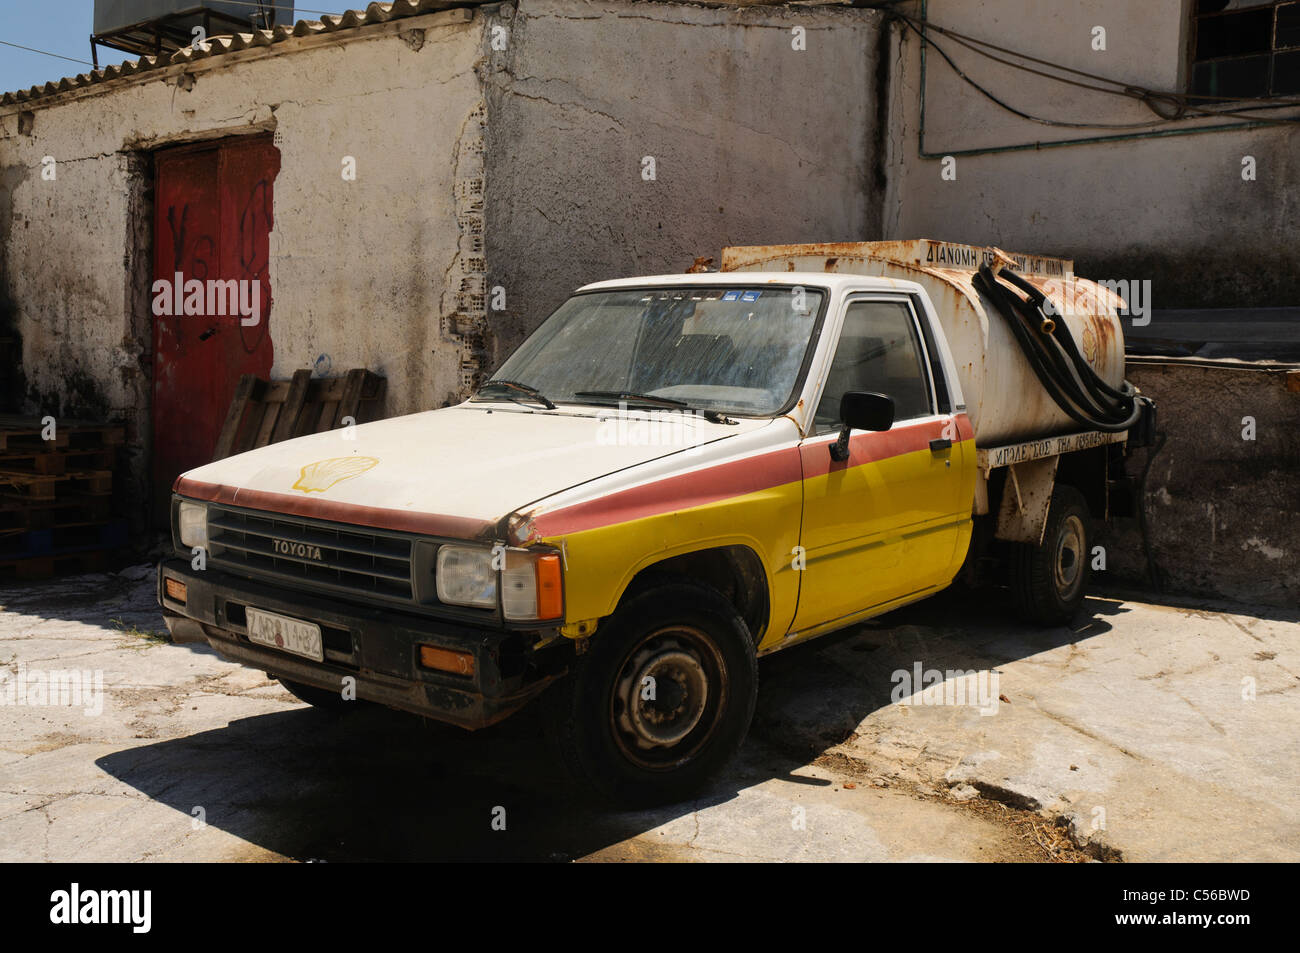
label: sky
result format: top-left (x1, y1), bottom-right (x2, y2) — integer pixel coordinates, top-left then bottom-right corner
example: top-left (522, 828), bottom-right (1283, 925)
top-left (0, 1), bottom-right (353, 96)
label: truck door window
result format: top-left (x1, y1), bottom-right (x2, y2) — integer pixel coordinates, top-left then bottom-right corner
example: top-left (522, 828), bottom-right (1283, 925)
top-left (814, 299), bottom-right (932, 433)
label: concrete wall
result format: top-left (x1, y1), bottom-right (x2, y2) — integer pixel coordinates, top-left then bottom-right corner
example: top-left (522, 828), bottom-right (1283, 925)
top-left (483, 0), bottom-right (885, 362)
top-left (885, 0), bottom-right (1300, 309)
top-left (1098, 360), bottom-right (1300, 608)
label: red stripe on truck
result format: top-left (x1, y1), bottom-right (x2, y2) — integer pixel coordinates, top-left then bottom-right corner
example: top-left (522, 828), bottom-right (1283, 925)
top-left (798, 416), bottom-right (963, 479)
top-left (529, 444), bottom-right (804, 537)
top-left (529, 414), bottom-right (971, 537)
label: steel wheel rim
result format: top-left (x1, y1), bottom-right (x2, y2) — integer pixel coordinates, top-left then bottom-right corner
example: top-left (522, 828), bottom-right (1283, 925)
top-left (610, 625), bottom-right (726, 770)
top-left (1054, 514), bottom-right (1085, 599)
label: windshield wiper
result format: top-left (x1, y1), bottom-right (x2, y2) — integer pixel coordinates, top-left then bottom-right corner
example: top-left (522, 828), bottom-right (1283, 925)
top-left (573, 390), bottom-right (690, 409)
top-left (573, 391), bottom-right (738, 425)
top-left (475, 379), bottom-right (557, 410)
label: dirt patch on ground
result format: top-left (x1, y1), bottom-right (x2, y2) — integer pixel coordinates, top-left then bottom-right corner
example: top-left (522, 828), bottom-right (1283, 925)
top-left (810, 750), bottom-right (1113, 863)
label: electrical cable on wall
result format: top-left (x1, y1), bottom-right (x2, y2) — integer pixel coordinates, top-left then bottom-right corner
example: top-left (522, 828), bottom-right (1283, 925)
top-left (888, 9), bottom-right (1300, 129)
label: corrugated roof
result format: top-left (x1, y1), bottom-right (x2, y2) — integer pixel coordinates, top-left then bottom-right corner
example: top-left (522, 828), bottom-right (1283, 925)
top-left (1, 0), bottom-right (488, 108)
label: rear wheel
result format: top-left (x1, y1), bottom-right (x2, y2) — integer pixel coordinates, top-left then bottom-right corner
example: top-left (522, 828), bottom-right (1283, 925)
top-left (543, 581), bottom-right (758, 806)
top-left (1010, 485), bottom-right (1092, 625)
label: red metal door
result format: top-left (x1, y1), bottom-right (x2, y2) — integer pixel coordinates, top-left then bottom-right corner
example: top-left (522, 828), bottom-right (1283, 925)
top-left (152, 136), bottom-right (278, 517)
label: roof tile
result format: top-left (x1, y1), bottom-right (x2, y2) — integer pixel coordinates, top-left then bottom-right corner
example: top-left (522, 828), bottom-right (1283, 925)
top-left (3, 1), bottom-right (485, 107)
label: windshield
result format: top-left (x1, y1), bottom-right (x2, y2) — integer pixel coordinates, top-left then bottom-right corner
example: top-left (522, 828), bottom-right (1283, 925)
top-left (481, 286), bottom-right (826, 416)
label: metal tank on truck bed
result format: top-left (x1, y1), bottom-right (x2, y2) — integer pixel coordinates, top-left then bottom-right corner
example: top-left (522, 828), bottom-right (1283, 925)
top-left (723, 238), bottom-right (1155, 609)
top-left (720, 240), bottom-right (1128, 447)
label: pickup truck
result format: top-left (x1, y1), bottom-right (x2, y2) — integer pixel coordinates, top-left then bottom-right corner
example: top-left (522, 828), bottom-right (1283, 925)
top-left (159, 260), bottom-right (1147, 803)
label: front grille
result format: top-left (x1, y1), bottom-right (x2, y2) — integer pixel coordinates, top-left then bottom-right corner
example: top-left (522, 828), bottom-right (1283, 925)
top-left (207, 505), bottom-right (414, 604)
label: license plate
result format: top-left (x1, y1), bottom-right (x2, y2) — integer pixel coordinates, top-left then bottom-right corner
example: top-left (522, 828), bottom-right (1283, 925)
top-left (246, 607), bottom-right (324, 662)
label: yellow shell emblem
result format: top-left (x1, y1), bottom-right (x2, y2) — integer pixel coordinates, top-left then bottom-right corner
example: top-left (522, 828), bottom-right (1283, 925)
top-left (292, 456), bottom-right (378, 493)
top-left (1081, 324), bottom-right (1099, 367)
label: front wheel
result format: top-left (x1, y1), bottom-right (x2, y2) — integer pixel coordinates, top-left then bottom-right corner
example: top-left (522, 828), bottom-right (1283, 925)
top-left (542, 581), bottom-right (759, 806)
top-left (1009, 485), bottom-right (1092, 625)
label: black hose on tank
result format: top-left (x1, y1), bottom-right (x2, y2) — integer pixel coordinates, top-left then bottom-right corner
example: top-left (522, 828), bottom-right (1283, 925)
top-left (998, 268), bottom-right (1137, 406)
top-left (1004, 284), bottom-right (1131, 419)
top-left (972, 264), bottom-right (1146, 434)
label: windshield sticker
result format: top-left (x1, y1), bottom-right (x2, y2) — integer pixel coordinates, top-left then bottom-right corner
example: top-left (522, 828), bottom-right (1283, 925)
top-left (722, 290), bottom-right (742, 301)
top-left (741, 291), bottom-right (761, 302)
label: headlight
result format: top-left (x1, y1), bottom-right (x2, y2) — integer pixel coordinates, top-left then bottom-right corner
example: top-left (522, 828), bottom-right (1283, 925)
top-left (436, 545), bottom-right (497, 608)
top-left (433, 543), bottom-right (564, 620)
top-left (502, 550), bottom-right (564, 622)
top-left (177, 501), bottom-right (208, 549)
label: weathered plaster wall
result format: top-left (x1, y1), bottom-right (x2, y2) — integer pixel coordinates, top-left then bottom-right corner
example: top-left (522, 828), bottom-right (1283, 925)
top-left (1098, 361), bottom-right (1300, 608)
top-left (0, 10), bottom-right (486, 520)
top-left (2, 1), bottom-right (886, 522)
top-left (483, 0), bottom-right (885, 363)
top-left (885, 0), bottom-right (1300, 309)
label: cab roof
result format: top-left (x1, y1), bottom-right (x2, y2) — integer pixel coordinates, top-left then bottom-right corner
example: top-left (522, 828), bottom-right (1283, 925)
top-left (576, 271), bottom-right (925, 295)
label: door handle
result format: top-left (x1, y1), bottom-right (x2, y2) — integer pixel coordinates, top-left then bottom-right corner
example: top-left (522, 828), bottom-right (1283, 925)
top-left (929, 438), bottom-right (952, 452)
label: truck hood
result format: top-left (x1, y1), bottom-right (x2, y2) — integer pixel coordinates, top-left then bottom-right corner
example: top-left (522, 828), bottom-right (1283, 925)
top-left (175, 403), bottom-right (770, 539)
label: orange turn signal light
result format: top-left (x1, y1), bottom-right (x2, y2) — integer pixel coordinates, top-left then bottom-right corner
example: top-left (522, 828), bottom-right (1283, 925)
top-left (535, 554), bottom-right (563, 621)
top-left (419, 645), bottom-right (475, 678)
top-left (164, 577), bottom-right (187, 604)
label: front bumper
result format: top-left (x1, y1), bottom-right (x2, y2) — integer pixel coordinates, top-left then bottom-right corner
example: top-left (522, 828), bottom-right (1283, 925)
top-left (157, 558), bottom-right (565, 729)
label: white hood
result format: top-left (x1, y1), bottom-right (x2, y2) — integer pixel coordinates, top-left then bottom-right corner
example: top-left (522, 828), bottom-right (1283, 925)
top-left (177, 403), bottom-right (769, 531)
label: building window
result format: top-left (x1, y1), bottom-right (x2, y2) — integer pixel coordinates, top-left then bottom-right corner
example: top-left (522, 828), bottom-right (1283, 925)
top-left (1191, 0), bottom-right (1300, 99)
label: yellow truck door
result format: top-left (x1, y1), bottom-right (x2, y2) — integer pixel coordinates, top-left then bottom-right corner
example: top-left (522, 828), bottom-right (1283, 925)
top-left (791, 295), bottom-right (969, 635)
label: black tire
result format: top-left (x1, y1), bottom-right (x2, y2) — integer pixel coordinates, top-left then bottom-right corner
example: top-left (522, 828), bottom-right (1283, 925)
top-left (542, 580), bottom-right (759, 806)
top-left (278, 677), bottom-right (357, 712)
top-left (1010, 485), bottom-right (1092, 625)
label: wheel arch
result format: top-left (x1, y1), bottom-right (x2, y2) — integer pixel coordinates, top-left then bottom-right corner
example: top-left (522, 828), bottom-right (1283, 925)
top-left (615, 545), bottom-right (770, 645)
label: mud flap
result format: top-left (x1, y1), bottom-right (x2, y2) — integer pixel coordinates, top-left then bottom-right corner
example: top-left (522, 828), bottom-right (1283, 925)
top-left (994, 456), bottom-right (1059, 545)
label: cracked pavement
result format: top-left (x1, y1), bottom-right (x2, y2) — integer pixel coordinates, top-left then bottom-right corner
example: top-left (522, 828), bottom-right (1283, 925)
top-left (1, 565), bottom-right (1295, 862)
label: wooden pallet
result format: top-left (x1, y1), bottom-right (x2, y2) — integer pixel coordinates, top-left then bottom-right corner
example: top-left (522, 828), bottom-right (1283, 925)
top-left (0, 549), bottom-right (116, 582)
top-left (0, 415), bottom-right (124, 452)
top-left (0, 416), bottom-right (127, 581)
top-left (0, 519), bottom-right (129, 561)
top-left (0, 469), bottom-right (114, 502)
top-left (0, 447), bottom-right (113, 476)
top-left (0, 496), bottom-right (114, 531)
top-left (213, 369), bottom-right (386, 460)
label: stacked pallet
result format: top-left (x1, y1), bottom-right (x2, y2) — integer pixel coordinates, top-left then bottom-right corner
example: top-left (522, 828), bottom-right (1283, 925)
top-left (214, 369), bottom-right (386, 460)
top-left (0, 415), bottom-right (127, 581)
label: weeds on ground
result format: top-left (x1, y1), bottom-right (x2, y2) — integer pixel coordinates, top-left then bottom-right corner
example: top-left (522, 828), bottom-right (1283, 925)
top-left (111, 618), bottom-right (170, 648)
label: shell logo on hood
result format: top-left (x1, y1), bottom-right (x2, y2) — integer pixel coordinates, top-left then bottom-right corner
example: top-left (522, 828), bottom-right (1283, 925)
top-left (292, 456), bottom-right (379, 493)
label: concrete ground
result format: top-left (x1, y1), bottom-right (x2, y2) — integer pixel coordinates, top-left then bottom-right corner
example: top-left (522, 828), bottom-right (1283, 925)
top-left (1, 565), bottom-right (1295, 862)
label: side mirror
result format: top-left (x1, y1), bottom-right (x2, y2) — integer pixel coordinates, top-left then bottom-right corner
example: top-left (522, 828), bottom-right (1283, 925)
top-left (830, 391), bottom-right (894, 462)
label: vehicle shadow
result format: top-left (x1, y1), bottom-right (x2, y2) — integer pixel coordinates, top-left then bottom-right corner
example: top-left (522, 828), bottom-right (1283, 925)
top-left (93, 697), bottom-right (752, 861)
top-left (94, 585), bottom-right (1119, 861)
top-left (751, 585), bottom-right (1121, 757)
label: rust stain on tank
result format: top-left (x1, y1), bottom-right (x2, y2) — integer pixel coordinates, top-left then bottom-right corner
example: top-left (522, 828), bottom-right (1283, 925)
top-left (1085, 313), bottom-right (1117, 365)
top-left (823, 257), bottom-right (839, 271)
